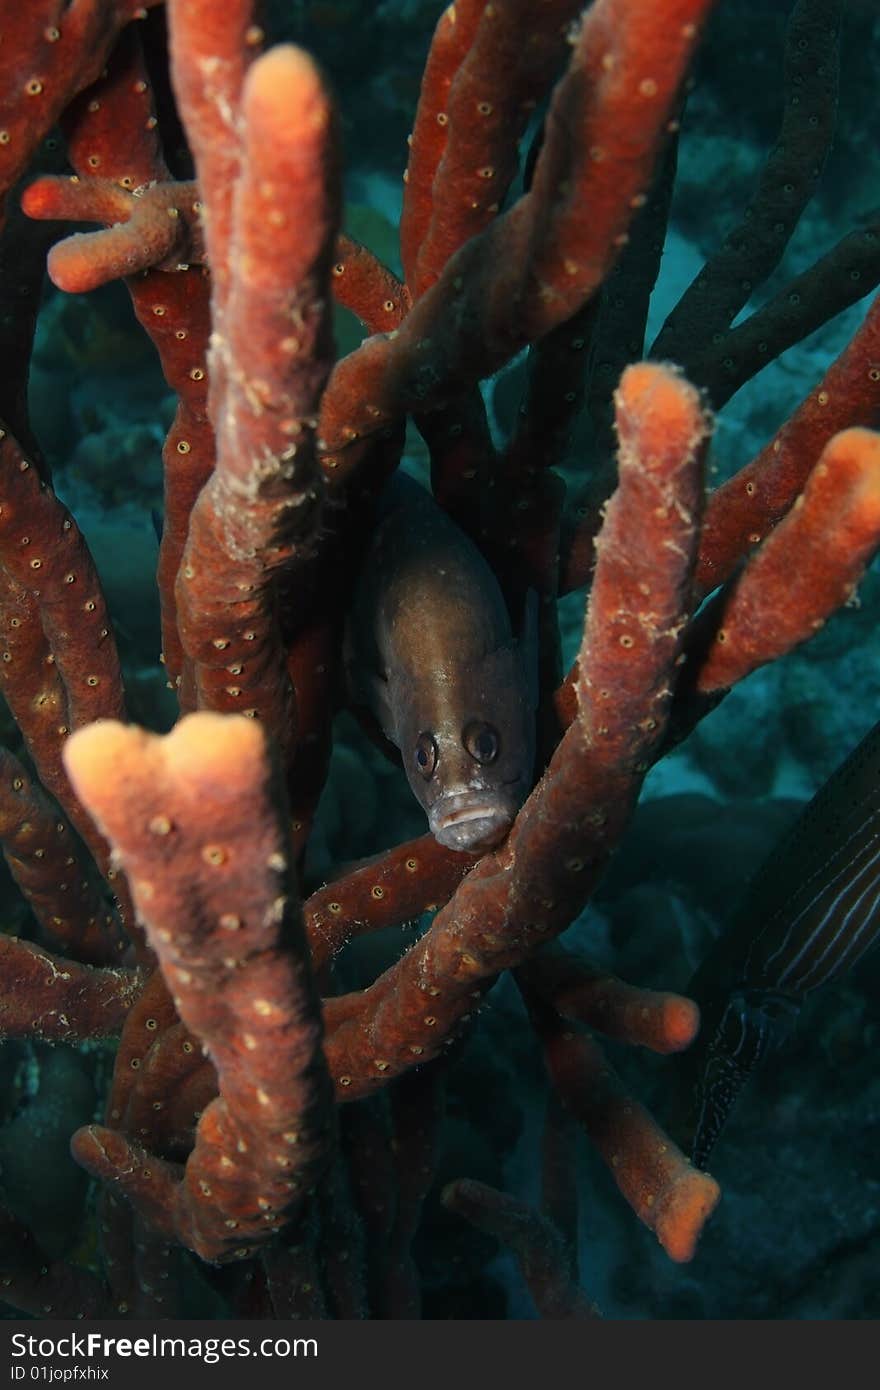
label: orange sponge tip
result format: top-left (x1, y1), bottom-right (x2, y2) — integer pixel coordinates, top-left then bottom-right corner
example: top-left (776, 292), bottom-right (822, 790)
top-left (655, 1169), bottom-right (722, 1263)
top-left (615, 360), bottom-right (712, 470)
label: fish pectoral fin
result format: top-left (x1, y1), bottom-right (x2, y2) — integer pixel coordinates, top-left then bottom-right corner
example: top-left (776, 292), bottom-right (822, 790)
top-left (360, 668), bottom-right (396, 740)
top-left (518, 587), bottom-right (540, 711)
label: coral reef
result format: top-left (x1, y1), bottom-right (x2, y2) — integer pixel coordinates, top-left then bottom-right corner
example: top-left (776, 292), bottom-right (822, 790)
top-left (0, 0), bottom-right (878, 1320)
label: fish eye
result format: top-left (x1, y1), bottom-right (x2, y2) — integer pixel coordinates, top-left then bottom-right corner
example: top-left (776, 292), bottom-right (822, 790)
top-left (414, 731), bottom-right (438, 779)
top-left (463, 720), bottom-right (500, 765)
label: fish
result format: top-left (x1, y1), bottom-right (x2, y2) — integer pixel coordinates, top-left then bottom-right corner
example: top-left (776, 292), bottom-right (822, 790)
top-left (680, 717), bottom-right (880, 1168)
top-left (347, 473), bottom-right (537, 853)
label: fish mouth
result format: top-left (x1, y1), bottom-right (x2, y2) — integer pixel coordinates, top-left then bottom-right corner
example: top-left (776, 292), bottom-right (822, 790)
top-left (429, 791), bottom-right (516, 852)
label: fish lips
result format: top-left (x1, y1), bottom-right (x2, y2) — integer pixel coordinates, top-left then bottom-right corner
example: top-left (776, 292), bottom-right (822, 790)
top-left (429, 788), bottom-right (519, 852)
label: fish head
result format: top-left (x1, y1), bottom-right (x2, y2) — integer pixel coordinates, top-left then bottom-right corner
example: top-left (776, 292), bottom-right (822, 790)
top-left (393, 642), bottom-right (535, 853)
top-left (689, 986), bottom-right (800, 1168)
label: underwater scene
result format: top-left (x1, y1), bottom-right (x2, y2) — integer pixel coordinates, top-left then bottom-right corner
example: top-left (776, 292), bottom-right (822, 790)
top-left (0, 0), bottom-right (878, 1321)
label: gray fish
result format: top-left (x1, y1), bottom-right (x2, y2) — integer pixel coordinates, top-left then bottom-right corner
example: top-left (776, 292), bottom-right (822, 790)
top-left (348, 475), bottom-right (536, 852)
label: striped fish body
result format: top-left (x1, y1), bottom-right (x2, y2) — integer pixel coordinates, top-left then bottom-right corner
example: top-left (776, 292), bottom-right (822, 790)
top-left (684, 718), bottom-right (880, 1166)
